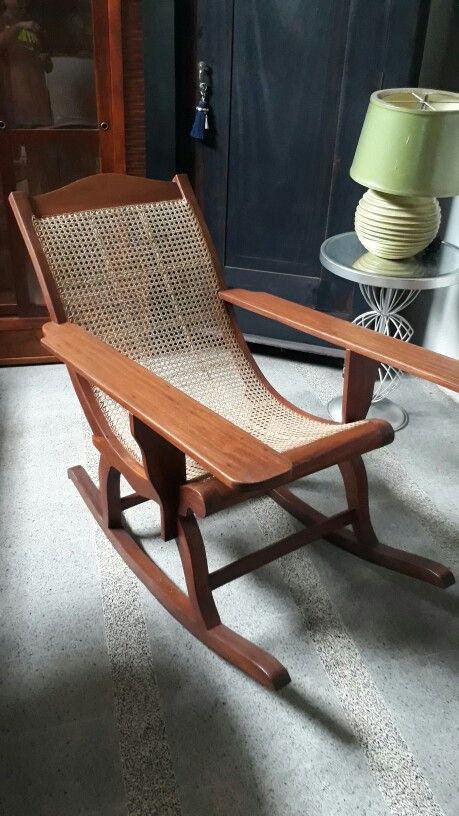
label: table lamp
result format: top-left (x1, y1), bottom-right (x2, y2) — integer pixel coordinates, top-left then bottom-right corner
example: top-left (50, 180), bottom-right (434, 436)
top-left (350, 88), bottom-right (459, 259)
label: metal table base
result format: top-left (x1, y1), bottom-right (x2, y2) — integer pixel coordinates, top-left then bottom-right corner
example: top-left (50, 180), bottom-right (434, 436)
top-left (327, 395), bottom-right (409, 431)
top-left (327, 283), bottom-right (418, 431)
top-left (319, 233), bottom-right (459, 432)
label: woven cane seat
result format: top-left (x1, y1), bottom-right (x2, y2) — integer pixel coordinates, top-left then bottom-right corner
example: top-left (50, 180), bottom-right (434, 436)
top-left (34, 198), bottom-right (363, 481)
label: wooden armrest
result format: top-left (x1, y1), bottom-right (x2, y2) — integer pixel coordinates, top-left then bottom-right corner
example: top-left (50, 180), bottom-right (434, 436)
top-left (220, 289), bottom-right (459, 393)
top-left (41, 322), bottom-right (292, 489)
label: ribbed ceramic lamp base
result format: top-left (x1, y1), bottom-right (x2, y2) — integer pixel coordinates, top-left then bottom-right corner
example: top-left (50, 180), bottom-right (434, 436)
top-left (354, 189), bottom-right (441, 259)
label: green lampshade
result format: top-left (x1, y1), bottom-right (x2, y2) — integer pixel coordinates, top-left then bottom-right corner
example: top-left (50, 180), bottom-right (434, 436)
top-left (350, 88), bottom-right (459, 197)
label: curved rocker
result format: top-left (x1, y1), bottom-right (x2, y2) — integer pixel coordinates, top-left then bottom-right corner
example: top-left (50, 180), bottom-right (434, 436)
top-left (9, 172), bottom-right (457, 691)
top-left (69, 462), bottom-right (291, 690)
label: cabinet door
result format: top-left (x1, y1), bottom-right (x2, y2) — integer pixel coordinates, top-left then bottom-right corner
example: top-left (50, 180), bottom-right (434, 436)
top-left (0, 0), bottom-right (125, 316)
top-left (187, 0), bottom-right (429, 350)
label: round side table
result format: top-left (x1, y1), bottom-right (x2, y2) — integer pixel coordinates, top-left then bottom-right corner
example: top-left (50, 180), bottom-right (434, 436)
top-left (320, 232), bottom-right (459, 431)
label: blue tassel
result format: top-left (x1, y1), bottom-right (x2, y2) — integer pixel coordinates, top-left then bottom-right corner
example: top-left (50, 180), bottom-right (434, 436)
top-left (190, 98), bottom-right (210, 140)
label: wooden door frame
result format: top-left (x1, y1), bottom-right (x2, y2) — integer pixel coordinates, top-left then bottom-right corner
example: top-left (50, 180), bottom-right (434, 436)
top-left (93, 0), bottom-right (126, 173)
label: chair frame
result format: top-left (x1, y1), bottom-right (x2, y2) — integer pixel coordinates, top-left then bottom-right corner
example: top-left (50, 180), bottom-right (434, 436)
top-left (9, 173), bottom-right (458, 690)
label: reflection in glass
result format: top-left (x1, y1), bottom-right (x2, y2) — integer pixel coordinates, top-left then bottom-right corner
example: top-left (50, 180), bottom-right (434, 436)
top-left (324, 232), bottom-right (459, 287)
top-left (353, 252), bottom-right (423, 278)
top-left (14, 138), bottom-right (100, 196)
top-left (0, 0), bottom-right (96, 128)
top-left (14, 139), bottom-right (100, 305)
top-left (0, 173), bottom-right (15, 307)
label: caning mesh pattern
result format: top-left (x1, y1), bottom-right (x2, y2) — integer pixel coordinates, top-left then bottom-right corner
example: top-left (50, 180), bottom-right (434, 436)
top-left (33, 198), bottom-right (362, 481)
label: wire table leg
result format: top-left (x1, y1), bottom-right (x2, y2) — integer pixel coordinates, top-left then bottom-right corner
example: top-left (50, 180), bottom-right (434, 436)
top-left (327, 285), bottom-right (419, 431)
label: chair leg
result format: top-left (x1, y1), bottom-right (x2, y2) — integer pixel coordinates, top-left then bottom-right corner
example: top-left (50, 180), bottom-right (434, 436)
top-left (68, 461), bottom-right (291, 691)
top-left (98, 456), bottom-right (122, 528)
top-left (271, 458), bottom-right (454, 589)
top-left (176, 513), bottom-right (291, 690)
top-left (338, 456), bottom-right (384, 547)
top-left (339, 457), bottom-right (454, 587)
top-left (176, 513), bottom-right (220, 628)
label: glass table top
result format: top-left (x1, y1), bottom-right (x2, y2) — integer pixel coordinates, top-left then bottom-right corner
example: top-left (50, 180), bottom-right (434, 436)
top-left (320, 232), bottom-right (459, 290)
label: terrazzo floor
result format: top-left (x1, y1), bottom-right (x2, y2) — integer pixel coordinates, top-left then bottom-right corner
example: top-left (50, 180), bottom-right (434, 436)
top-left (1, 352), bottom-right (458, 816)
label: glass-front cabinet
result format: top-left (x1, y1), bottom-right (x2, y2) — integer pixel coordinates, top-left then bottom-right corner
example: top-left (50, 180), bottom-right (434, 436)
top-left (0, 0), bottom-right (130, 361)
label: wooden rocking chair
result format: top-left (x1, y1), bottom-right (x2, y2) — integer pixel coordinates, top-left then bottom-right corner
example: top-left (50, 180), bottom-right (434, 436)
top-left (10, 173), bottom-right (459, 690)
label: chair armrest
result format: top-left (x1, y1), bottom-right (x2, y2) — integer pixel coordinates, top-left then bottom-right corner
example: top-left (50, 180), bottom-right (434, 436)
top-left (41, 322), bottom-right (292, 489)
top-left (219, 289), bottom-right (459, 393)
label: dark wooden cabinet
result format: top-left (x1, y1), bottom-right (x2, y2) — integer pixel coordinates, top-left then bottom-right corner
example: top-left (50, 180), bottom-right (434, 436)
top-left (0, 0), bottom-right (145, 364)
top-left (175, 0), bottom-right (431, 352)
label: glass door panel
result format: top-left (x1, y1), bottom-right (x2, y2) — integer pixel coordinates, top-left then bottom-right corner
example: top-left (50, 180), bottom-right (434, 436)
top-left (0, 172), bottom-right (16, 314)
top-left (11, 133), bottom-right (101, 309)
top-left (12, 134), bottom-right (100, 196)
top-left (0, 0), bottom-right (97, 129)
top-left (0, 0), bottom-right (122, 316)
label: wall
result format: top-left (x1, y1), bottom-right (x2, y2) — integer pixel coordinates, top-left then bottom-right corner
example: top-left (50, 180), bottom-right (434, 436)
top-left (417, 0), bottom-right (459, 370)
top-left (423, 199), bottom-right (459, 358)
